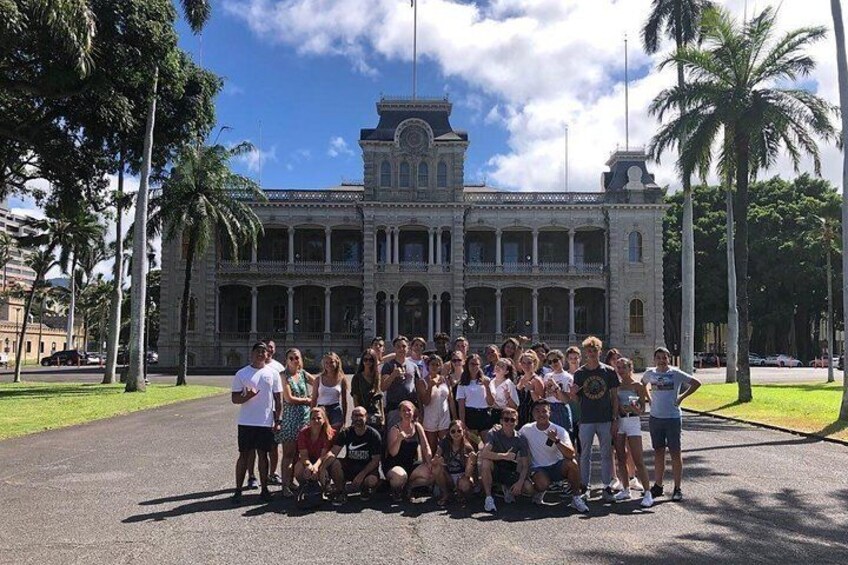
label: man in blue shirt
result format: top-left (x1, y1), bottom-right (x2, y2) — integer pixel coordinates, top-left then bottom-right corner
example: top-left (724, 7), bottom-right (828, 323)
top-left (641, 347), bottom-right (701, 502)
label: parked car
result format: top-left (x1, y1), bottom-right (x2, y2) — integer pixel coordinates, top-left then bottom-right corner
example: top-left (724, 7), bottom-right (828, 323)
top-left (116, 348), bottom-right (158, 365)
top-left (808, 356), bottom-right (839, 368)
top-left (764, 354), bottom-right (802, 368)
top-left (85, 352), bottom-right (103, 365)
top-left (40, 350), bottom-right (86, 366)
top-left (694, 352), bottom-right (720, 366)
top-left (748, 353), bottom-right (767, 367)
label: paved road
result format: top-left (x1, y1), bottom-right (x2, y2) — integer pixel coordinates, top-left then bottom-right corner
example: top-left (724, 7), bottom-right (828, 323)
top-left (1, 393), bottom-right (846, 565)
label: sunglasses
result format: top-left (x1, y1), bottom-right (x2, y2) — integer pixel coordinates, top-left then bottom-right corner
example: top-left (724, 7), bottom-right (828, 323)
top-left (449, 428), bottom-right (463, 434)
top-left (469, 362), bottom-right (480, 366)
top-left (288, 356), bottom-right (300, 361)
top-left (548, 358), bottom-right (563, 363)
top-left (501, 417), bottom-right (517, 423)
top-left (363, 357), bottom-right (374, 362)
top-left (452, 359), bottom-right (462, 363)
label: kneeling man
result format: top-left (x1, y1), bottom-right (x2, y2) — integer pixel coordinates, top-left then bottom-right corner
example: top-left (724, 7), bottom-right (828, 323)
top-left (325, 406), bottom-right (382, 505)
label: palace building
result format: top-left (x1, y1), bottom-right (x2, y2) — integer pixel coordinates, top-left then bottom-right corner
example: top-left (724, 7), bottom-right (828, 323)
top-left (159, 97), bottom-right (667, 369)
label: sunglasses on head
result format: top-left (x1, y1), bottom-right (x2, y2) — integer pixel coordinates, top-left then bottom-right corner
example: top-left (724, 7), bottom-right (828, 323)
top-left (501, 417), bottom-right (517, 423)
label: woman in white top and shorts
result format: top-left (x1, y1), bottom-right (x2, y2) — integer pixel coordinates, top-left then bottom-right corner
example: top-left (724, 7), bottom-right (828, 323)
top-left (613, 356), bottom-right (653, 507)
top-left (417, 355), bottom-right (456, 455)
top-left (456, 354), bottom-right (495, 443)
top-left (488, 358), bottom-right (519, 424)
top-left (311, 352), bottom-right (349, 431)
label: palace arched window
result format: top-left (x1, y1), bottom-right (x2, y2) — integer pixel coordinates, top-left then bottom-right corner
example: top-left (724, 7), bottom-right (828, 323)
top-left (629, 299), bottom-right (644, 334)
top-left (437, 161), bottom-right (448, 188)
top-left (628, 231), bottom-right (643, 263)
top-left (399, 161), bottom-right (410, 187)
top-left (417, 162), bottom-right (429, 187)
top-left (380, 161), bottom-right (391, 187)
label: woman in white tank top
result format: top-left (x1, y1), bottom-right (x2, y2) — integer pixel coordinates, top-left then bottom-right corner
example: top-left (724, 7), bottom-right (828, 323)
top-left (311, 352), bottom-right (348, 430)
top-left (416, 356), bottom-right (456, 454)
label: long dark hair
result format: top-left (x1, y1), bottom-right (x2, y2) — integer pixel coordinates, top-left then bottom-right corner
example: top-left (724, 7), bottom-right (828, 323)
top-left (460, 354), bottom-right (483, 386)
top-left (496, 358), bottom-right (517, 382)
top-left (354, 348), bottom-right (380, 395)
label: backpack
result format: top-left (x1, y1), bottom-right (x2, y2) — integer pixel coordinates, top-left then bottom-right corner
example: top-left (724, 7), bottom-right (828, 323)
top-left (296, 479), bottom-right (323, 510)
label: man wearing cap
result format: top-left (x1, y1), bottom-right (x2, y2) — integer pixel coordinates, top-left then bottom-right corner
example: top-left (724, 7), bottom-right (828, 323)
top-left (231, 342), bottom-right (283, 503)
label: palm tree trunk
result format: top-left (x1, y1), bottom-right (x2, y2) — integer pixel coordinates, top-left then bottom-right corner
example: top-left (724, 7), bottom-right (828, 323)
top-left (67, 256), bottom-right (76, 350)
top-left (177, 234), bottom-right (196, 386)
top-left (37, 297), bottom-right (44, 365)
top-left (13, 282), bottom-right (40, 383)
top-left (677, 39), bottom-right (695, 375)
top-left (826, 242), bottom-right (835, 383)
top-left (734, 135), bottom-right (752, 402)
top-left (103, 161), bottom-right (125, 384)
top-left (725, 171), bottom-right (739, 384)
top-left (126, 69), bottom-right (158, 393)
top-left (831, 0), bottom-right (848, 420)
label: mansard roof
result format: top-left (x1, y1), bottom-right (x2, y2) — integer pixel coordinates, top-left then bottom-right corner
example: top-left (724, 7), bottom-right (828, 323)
top-left (360, 97), bottom-right (468, 142)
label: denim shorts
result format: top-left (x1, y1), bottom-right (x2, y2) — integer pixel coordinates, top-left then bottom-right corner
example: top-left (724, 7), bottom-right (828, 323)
top-left (648, 416), bottom-right (682, 451)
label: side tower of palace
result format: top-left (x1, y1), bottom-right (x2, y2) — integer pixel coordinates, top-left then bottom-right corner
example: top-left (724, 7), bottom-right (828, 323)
top-left (159, 97), bottom-right (667, 369)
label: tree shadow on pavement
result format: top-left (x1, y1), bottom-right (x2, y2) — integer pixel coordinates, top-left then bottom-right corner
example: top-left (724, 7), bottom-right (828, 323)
top-left (124, 490), bottom-right (270, 522)
top-left (815, 419), bottom-right (848, 437)
top-left (572, 488), bottom-right (848, 564)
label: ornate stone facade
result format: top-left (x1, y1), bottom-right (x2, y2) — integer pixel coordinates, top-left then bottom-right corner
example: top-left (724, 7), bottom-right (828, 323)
top-left (159, 97), bottom-right (667, 369)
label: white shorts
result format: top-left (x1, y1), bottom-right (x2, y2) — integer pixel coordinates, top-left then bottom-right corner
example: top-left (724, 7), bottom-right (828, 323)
top-left (617, 415), bottom-right (642, 437)
top-left (423, 408), bottom-right (450, 433)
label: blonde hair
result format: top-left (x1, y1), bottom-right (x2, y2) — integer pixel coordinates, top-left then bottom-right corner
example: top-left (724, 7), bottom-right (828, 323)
top-left (285, 348), bottom-right (303, 372)
top-left (519, 350), bottom-right (541, 373)
top-left (582, 336), bottom-right (603, 350)
top-left (322, 351), bottom-right (344, 381)
top-left (309, 406), bottom-right (332, 442)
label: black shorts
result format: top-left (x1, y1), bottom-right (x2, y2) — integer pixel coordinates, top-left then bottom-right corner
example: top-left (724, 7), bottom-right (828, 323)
top-left (491, 460), bottom-right (521, 486)
top-left (342, 460), bottom-right (379, 482)
top-left (465, 407), bottom-right (491, 431)
top-left (237, 425), bottom-right (275, 453)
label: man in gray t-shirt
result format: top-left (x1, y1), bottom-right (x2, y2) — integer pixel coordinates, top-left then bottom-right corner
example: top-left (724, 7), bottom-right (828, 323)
top-left (478, 407), bottom-right (532, 513)
top-left (380, 336), bottom-right (420, 429)
top-left (641, 347), bottom-right (701, 503)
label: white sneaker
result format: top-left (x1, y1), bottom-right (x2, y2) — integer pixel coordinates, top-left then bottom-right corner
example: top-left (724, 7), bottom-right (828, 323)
top-left (484, 495), bottom-right (497, 512)
top-left (570, 495), bottom-right (590, 513)
top-left (614, 489), bottom-right (632, 502)
top-left (640, 491), bottom-right (654, 508)
top-left (501, 484), bottom-right (516, 504)
top-left (610, 478), bottom-right (623, 491)
top-left (532, 491), bottom-right (546, 505)
top-left (629, 477), bottom-right (643, 491)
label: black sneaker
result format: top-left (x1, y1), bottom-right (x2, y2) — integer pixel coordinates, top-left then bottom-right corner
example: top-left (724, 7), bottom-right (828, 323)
top-left (259, 489), bottom-right (273, 503)
top-left (332, 492), bottom-right (348, 507)
top-left (231, 490), bottom-right (243, 504)
top-left (246, 477), bottom-right (259, 490)
top-left (360, 486), bottom-right (373, 502)
top-left (601, 486), bottom-right (616, 503)
top-left (650, 483), bottom-right (664, 498)
top-left (671, 487), bottom-right (683, 502)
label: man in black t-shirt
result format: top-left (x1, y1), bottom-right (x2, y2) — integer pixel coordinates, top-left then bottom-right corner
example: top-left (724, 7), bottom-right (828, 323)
top-left (326, 407), bottom-right (382, 505)
top-left (572, 336), bottom-right (620, 502)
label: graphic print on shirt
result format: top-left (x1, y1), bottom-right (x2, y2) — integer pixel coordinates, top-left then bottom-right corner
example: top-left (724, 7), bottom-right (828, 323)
top-left (653, 374), bottom-right (675, 391)
top-left (582, 374), bottom-right (609, 400)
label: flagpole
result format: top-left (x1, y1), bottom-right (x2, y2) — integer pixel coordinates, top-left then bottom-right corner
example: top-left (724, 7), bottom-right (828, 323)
top-left (624, 34), bottom-right (629, 151)
top-left (412, 0), bottom-right (418, 99)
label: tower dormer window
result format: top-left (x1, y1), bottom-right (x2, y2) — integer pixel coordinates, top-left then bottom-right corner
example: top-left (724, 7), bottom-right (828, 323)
top-left (437, 161), bottom-right (448, 188)
top-left (380, 161), bottom-right (391, 187)
top-left (399, 161), bottom-right (411, 187)
top-left (417, 162), bottom-right (428, 187)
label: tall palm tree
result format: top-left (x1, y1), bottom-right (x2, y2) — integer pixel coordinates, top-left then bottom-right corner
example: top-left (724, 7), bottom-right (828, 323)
top-left (830, 0), bottom-right (848, 420)
top-left (127, 0), bottom-right (211, 392)
top-left (11, 248), bottom-right (55, 383)
top-left (643, 0), bottom-right (715, 374)
top-left (649, 6), bottom-right (836, 402)
top-left (154, 140), bottom-right (265, 386)
top-left (0, 231), bottom-right (13, 292)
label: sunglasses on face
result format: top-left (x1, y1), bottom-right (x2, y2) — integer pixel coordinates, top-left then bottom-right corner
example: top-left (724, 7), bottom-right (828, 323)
top-left (501, 417), bottom-right (517, 423)
top-left (288, 356), bottom-right (300, 361)
top-left (452, 359), bottom-right (462, 363)
top-left (449, 428), bottom-right (463, 434)
top-left (470, 362), bottom-right (480, 366)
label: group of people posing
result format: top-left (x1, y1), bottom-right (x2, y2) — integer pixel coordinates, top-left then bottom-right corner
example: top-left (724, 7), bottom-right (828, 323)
top-left (230, 333), bottom-right (701, 515)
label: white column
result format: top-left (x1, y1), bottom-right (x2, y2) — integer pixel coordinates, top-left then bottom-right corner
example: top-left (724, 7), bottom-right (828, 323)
top-left (532, 229), bottom-right (539, 266)
top-left (436, 229), bottom-right (443, 265)
top-left (288, 228), bottom-right (295, 263)
top-left (250, 242), bottom-right (257, 265)
top-left (392, 296), bottom-right (399, 339)
top-left (250, 286), bottom-right (258, 334)
top-left (428, 229), bottom-right (435, 265)
top-left (603, 229), bottom-right (608, 267)
top-left (532, 289), bottom-right (539, 338)
top-left (287, 287), bottom-right (294, 337)
top-left (324, 287), bottom-right (331, 335)
top-left (384, 296), bottom-right (391, 338)
top-left (569, 288), bottom-right (576, 336)
top-left (495, 289), bottom-right (502, 336)
top-left (393, 228), bottom-right (400, 264)
top-left (384, 229), bottom-right (391, 263)
top-left (496, 229), bottom-right (502, 266)
top-left (325, 227), bottom-right (332, 265)
top-left (568, 229), bottom-right (575, 267)
top-left (427, 298), bottom-right (434, 343)
top-left (435, 297), bottom-right (442, 334)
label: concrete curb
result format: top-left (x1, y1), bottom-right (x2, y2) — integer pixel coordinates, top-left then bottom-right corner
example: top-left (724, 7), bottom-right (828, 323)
top-left (682, 408), bottom-right (848, 448)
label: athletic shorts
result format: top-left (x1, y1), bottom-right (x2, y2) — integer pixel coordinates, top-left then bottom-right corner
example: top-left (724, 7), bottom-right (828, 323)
top-left (341, 460), bottom-right (379, 482)
top-left (491, 460), bottom-right (521, 486)
top-left (649, 416), bottom-right (682, 451)
top-left (237, 425), bottom-right (275, 453)
top-left (617, 414), bottom-right (642, 437)
top-left (531, 461), bottom-right (565, 483)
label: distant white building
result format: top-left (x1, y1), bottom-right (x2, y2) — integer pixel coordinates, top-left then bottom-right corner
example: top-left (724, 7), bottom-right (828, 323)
top-left (159, 97), bottom-right (667, 369)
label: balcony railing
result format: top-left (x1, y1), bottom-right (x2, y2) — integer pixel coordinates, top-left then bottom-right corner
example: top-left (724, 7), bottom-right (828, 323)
top-left (502, 262), bottom-right (532, 273)
top-left (262, 190), bottom-right (363, 202)
top-left (538, 262), bottom-right (569, 273)
top-left (465, 192), bottom-right (605, 205)
top-left (466, 262), bottom-right (496, 274)
top-left (219, 331), bottom-right (250, 341)
top-left (257, 260), bottom-right (288, 272)
top-left (464, 261), bottom-right (605, 274)
top-left (218, 260), bottom-right (363, 274)
top-left (573, 262), bottom-right (605, 273)
top-left (399, 261), bottom-right (428, 273)
top-left (329, 261), bottom-right (363, 273)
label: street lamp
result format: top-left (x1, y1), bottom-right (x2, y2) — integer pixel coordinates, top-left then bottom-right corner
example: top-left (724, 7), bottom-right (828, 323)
top-left (453, 309), bottom-right (476, 334)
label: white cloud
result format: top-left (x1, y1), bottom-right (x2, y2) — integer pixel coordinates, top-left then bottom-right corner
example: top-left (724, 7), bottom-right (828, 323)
top-left (223, 81), bottom-right (245, 96)
top-left (223, 0), bottom-right (846, 192)
top-left (234, 144), bottom-right (278, 173)
top-left (327, 136), bottom-right (354, 158)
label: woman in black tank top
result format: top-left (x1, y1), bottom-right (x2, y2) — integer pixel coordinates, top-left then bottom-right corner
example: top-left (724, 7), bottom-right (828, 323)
top-left (383, 401), bottom-right (435, 501)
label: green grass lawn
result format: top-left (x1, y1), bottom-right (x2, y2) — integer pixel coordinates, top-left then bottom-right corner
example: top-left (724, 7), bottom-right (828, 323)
top-left (684, 382), bottom-right (848, 441)
top-left (0, 382), bottom-right (226, 440)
